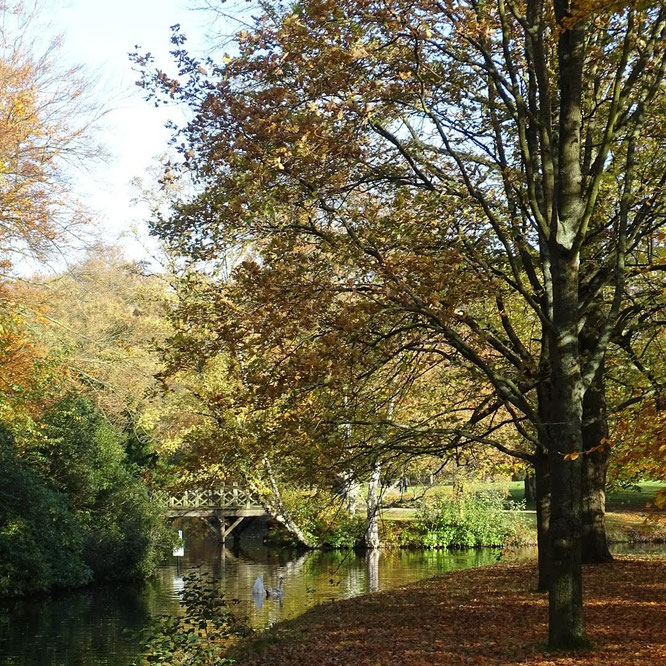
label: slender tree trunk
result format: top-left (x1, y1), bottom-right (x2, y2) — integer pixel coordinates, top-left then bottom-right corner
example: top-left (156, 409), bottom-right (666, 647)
top-left (581, 369), bottom-right (613, 563)
top-left (365, 464), bottom-right (381, 549)
top-left (580, 329), bottom-right (613, 563)
top-left (534, 450), bottom-right (551, 592)
top-left (248, 459), bottom-right (316, 548)
top-left (365, 399), bottom-right (392, 548)
top-left (339, 471), bottom-right (362, 515)
top-left (453, 474), bottom-right (466, 519)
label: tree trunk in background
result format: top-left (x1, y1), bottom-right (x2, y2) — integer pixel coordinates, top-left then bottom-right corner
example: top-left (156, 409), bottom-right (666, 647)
top-left (452, 475), bottom-right (467, 520)
top-left (534, 450), bottom-right (551, 592)
top-left (581, 367), bottom-right (613, 563)
top-left (525, 471), bottom-right (537, 503)
top-left (365, 464), bottom-right (381, 549)
top-left (339, 471), bottom-right (362, 515)
top-left (581, 448), bottom-right (612, 563)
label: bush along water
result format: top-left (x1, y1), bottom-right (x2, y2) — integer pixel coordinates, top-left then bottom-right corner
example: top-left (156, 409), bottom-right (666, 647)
top-left (133, 571), bottom-right (251, 666)
top-left (0, 427), bottom-right (92, 596)
top-left (400, 491), bottom-right (527, 549)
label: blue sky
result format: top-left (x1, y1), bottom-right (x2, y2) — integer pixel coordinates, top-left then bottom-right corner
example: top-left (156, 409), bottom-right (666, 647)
top-left (45, 0), bottom-right (219, 266)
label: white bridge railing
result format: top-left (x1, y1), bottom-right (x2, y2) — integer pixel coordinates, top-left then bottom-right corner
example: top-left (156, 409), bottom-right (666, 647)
top-left (167, 485), bottom-right (259, 510)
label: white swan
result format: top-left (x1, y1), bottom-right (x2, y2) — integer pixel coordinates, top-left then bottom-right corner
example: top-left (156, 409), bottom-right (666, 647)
top-left (252, 575), bottom-right (266, 596)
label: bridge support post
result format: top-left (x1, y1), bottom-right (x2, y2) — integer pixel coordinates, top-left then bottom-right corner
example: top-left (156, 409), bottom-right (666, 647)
top-left (203, 515), bottom-right (224, 542)
top-left (202, 514), bottom-right (246, 543)
top-left (223, 516), bottom-right (245, 540)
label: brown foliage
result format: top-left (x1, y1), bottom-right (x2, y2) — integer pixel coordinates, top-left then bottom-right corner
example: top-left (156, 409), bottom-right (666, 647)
top-left (233, 557), bottom-right (666, 665)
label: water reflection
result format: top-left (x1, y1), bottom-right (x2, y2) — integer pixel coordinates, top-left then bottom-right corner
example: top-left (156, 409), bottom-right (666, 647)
top-left (0, 534), bottom-right (663, 665)
top-left (366, 550), bottom-right (380, 593)
top-left (160, 536), bottom-right (510, 631)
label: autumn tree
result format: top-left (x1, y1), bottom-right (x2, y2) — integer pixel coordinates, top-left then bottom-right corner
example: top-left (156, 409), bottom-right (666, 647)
top-left (0, 288), bottom-right (65, 431)
top-left (19, 246), bottom-right (171, 429)
top-left (145, 255), bottom-right (489, 548)
top-left (0, 1), bottom-right (100, 274)
top-left (136, 0), bottom-right (666, 649)
top-left (607, 299), bottom-right (666, 503)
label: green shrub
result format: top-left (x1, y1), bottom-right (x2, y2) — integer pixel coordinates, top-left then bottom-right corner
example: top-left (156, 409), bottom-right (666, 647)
top-left (405, 490), bottom-right (524, 549)
top-left (319, 513), bottom-right (366, 548)
top-left (83, 468), bottom-right (171, 580)
top-left (32, 395), bottom-right (171, 581)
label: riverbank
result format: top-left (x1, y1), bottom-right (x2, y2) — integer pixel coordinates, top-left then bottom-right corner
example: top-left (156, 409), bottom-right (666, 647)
top-left (230, 556), bottom-right (666, 665)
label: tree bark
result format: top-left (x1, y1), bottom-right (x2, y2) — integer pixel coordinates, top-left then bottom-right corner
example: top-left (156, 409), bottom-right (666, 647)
top-left (545, 0), bottom-right (589, 648)
top-left (534, 450), bottom-right (551, 592)
top-left (337, 470), bottom-right (362, 515)
top-left (547, 388), bottom-right (587, 648)
top-left (546, 244), bottom-right (588, 649)
top-left (365, 464), bottom-right (381, 549)
top-left (581, 369), bottom-right (613, 563)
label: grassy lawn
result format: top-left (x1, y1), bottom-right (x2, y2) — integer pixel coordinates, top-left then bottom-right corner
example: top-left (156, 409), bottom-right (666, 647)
top-left (606, 481), bottom-right (665, 510)
top-left (384, 479), bottom-right (664, 512)
top-left (508, 479), bottom-right (665, 511)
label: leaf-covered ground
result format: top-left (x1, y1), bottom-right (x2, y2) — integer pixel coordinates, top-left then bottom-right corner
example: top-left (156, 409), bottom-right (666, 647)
top-left (231, 557), bottom-right (666, 665)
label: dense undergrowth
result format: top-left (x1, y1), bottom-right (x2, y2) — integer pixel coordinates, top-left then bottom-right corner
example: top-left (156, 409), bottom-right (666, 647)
top-left (398, 491), bottom-right (527, 548)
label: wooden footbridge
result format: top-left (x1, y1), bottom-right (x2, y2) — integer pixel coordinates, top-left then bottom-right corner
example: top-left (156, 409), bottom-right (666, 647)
top-left (165, 485), bottom-right (265, 541)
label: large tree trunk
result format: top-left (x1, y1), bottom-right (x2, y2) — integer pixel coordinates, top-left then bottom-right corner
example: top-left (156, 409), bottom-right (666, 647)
top-left (547, 384), bottom-right (587, 648)
top-left (546, 245), bottom-right (588, 649)
top-left (365, 464), bottom-right (381, 549)
top-left (545, 0), bottom-right (589, 648)
top-left (534, 450), bottom-right (551, 592)
top-left (581, 368), bottom-right (613, 563)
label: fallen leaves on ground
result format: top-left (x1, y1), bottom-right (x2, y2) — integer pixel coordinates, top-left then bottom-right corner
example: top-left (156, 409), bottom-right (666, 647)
top-left (231, 556), bottom-right (666, 665)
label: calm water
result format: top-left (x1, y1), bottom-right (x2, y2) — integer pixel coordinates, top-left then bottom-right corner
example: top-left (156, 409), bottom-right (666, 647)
top-left (0, 531), bottom-right (663, 666)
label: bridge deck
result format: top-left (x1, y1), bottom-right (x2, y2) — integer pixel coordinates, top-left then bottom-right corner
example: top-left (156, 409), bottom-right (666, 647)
top-left (165, 507), bottom-right (266, 519)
